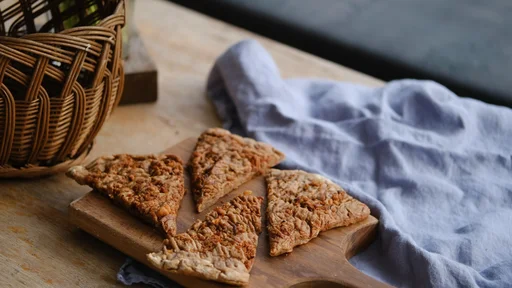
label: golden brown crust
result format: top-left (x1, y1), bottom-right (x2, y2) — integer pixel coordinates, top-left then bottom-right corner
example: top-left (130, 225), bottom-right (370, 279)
top-left (66, 154), bottom-right (185, 236)
top-left (190, 128), bottom-right (284, 212)
top-left (147, 192), bottom-right (263, 286)
top-left (266, 169), bottom-right (370, 256)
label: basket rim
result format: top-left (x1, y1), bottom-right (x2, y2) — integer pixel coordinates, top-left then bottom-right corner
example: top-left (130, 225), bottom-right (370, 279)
top-left (0, 0), bottom-right (125, 39)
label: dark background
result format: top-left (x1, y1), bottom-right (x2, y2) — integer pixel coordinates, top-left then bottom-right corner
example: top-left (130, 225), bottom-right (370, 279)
top-left (169, 0), bottom-right (512, 107)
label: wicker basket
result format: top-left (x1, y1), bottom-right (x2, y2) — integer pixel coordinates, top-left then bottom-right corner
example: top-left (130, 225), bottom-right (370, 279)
top-left (0, 0), bottom-right (125, 178)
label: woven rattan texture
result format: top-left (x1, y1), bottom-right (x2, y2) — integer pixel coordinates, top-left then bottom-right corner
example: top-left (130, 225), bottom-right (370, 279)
top-left (0, 0), bottom-right (124, 176)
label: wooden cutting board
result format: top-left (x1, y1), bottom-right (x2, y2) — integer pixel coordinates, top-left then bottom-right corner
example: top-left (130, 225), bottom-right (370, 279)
top-left (69, 137), bottom-right (391, 288)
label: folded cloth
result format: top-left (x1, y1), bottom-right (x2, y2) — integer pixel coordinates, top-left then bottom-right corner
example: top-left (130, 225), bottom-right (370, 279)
top-left (117, 258), bottom-right (181, 288)
top-left (119, 39), bottom-right (512, 288)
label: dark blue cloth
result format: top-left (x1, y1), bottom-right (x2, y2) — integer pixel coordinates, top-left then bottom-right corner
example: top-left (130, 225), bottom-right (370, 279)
top-left (119, 40), bottom-right (512, 288)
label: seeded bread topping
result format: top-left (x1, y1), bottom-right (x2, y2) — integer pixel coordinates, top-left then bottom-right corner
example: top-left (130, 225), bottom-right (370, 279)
top-left (266, 169), bottom-right (370, 256)
top-left (190, 128), bottom-right (284, 212)
top-left (67, 154), bottom-right (185, 236)
top-left (147, 192), bottom-right (263, 286)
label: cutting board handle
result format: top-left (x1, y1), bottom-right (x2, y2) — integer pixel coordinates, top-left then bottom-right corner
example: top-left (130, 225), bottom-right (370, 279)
top-left (338, 260), bottom-right (391, 288)
top-left (289, 261), bottom-right (390, 288)
top-left (288, 253), bottom-right (392, 288)
top-left (288, 216), bottom-right (393, 288)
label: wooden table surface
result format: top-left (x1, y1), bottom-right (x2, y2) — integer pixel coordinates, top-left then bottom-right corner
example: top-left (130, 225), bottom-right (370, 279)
top-left (0, 0), bottom-right (383, 287)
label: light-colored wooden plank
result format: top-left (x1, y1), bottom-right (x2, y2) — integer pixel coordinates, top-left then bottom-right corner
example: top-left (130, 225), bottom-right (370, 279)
top-left (69, 138), bottom-right (390, 288)
top-left (0, 0), bottom-right (385, 286)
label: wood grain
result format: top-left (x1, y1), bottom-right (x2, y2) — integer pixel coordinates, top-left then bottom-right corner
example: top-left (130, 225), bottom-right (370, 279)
top-left (0, 0), bottom-right (384, 286)
top-left (69, 138), bottom-right (390, 288)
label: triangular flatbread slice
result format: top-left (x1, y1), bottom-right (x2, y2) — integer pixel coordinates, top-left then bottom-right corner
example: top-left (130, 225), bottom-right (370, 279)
top-left (190, 128), bottom-right (284, 212)
top-left (266, 169), bottom-right (370, 256)
top-left (147, 191), bottom-right (263, 286)
top-left (67, 154), bottom-right (185, 236)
